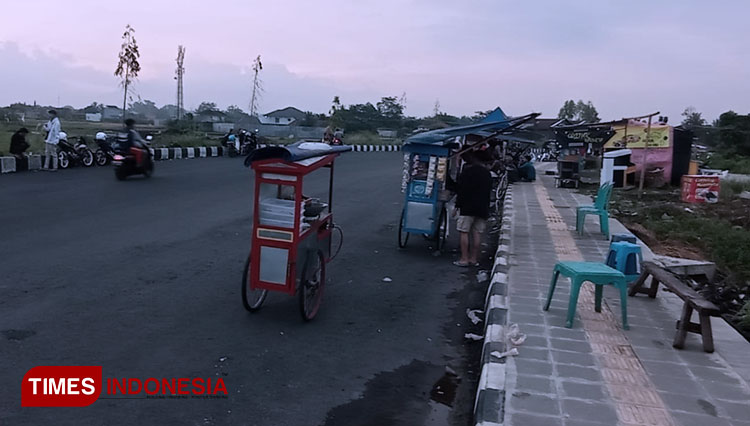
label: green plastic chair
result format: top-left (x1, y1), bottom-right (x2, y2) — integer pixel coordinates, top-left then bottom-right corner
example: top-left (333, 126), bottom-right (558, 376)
top-left (576, 183), bottom-right (613, 239)
top-left (543, 261), bottom-right (629, 330)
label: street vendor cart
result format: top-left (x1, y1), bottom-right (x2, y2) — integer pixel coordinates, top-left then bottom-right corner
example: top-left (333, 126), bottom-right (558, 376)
top-left (397, 115), bottom-right (538, 250)
top-left (241, 142), bottom-right (350, 321)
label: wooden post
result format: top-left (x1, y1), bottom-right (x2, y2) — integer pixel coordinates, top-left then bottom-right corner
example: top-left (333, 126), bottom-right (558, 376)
top-left (638, 115), bottom-right (654, 199)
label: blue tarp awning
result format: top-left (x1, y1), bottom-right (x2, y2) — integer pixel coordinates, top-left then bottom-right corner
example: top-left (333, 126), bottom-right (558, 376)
top-left (480, 107), bottom-right (509, 123)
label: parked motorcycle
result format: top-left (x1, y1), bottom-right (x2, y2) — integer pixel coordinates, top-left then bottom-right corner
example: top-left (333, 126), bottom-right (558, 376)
top-left (57, 133), bottom-right (95, 168)
top-left (94, 132), bottom-right (115, 166)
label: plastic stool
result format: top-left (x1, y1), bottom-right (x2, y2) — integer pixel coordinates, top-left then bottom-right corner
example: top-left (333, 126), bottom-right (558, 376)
top-left (543, 261), bottom-right (629, 329)
top-left (611, 233), bottom-right (637, 244)
top-left (606, 242), bottom-right (643, 284)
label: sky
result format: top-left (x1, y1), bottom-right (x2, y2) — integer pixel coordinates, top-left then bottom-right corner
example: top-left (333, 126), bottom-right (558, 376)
top-left (1, 0), bottom-right (748, 122)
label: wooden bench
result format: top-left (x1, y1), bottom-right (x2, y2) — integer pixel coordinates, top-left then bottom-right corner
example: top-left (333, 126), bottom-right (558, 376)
top-left (629, 261), bottom-right (721, 353)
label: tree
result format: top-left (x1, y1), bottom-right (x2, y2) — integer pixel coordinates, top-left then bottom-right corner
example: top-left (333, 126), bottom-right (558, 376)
top-left (681, 107), bottom-right (706, 128)
top-left (376, 96), bottom-right (404, 122)
top-left (129, 99), bottom-right (159, 118)
top-left (196, 102), bottom-right (218, 113)
top-left (558, 100), bottom-right (577, 120)
top-left (717, 111), bottom-right (750, 156)
top-left (249, 55), bottom-right (263, 116)
top-left (558, 99), bottom-right (600, 123)
top-left (225, 105), bottom-right (250, 123)
top-left (114, 24), bottom-right (141, 119)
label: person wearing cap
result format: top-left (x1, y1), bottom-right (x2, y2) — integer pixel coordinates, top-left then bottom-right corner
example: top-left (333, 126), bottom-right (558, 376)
top-left (10, 127), bottom-right (30, 159)
top-left (42, 110), bottom-right (61, 170)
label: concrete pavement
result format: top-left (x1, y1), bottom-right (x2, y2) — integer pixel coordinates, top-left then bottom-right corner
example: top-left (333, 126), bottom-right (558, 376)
top-left (488, 168), bottom-right (750, 426)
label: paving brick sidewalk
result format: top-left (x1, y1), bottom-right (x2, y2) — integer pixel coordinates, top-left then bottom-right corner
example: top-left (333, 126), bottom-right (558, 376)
top-left (501, 173), bottom-right (750, 426)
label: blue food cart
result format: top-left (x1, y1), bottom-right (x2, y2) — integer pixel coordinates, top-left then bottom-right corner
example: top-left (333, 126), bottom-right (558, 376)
top-left (397, 116), bottom-right (538, 250)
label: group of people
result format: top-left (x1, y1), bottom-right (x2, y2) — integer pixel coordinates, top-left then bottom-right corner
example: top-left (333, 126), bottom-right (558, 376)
top-left (9, 109), bottom-right (64, 171)
top-left (7, 110), bottom-right (152, 171)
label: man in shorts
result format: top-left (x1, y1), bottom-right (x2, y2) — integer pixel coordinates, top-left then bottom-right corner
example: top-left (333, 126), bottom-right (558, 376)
top-left (454, 151), bottom-right (492, 267)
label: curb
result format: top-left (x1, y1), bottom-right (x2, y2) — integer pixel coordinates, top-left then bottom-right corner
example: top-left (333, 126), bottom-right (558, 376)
top-left (474, 186), bottom-right (514, 426)
top-left (1, 144), bottom-right (403, 174)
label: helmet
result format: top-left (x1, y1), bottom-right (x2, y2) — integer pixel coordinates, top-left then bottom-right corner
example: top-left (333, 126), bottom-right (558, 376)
top-left (58, 131), bottom-right (68, 141)
top-left (95, 132), bottom-right (107, 141)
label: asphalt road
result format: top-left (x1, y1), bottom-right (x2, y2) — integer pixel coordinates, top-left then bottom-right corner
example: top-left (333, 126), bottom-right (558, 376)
top-left (1, 153), bottom-right (491, 426)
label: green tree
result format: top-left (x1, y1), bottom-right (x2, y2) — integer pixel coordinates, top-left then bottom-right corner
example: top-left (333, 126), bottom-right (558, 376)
top-left (196, 102), bottom-right (219, 113)
top-left (558, 99), bottom-right (600, 122)
top-left (578, 101), bottom-right (600, 123)
top-left (114, 24), bottom-right (141, 119)
top-left (681, 106), bottom-right (707, 128)
top-left (558, 100), bottom-right (577, 120)
top-left (225, 105), bottom-right (250, 123)
top-left (129, 99), bottom-right (159, 117)
top-left (717, 111), bottom-right (750, 156)
top-left (376, 96), bottom-right (404, 121)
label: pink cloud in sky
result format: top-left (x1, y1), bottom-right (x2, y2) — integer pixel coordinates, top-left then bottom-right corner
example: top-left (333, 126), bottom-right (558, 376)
top-left (0, 0), bottom-right (748, 121)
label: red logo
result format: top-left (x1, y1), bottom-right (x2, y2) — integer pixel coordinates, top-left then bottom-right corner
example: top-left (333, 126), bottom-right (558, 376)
top-left (22, 366), bottom-right (102, 407)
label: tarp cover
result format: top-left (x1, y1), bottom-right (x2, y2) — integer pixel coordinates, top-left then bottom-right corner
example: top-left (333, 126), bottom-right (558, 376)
top-left (244, 141), bottom-right (352, 166)
top-left (480, 107), bottom-right (509, 123)
top-left (404, 120), bottom-right (515, 147)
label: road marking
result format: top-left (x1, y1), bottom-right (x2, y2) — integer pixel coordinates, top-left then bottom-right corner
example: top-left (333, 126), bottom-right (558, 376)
top-left (532, 181), bottom-right (675, 426)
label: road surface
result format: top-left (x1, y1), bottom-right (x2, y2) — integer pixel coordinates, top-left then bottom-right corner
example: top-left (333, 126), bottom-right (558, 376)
top-left (1, 153), bottom-right (490, 426)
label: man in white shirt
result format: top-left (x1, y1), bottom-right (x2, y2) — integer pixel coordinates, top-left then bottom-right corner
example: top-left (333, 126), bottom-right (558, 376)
top-left (43, 110), bottom-right (61, 171)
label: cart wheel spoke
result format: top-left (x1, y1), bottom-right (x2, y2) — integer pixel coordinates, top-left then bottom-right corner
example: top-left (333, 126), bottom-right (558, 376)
top-left (241, 253), bottom-right (267, 312)
top-left (398, 209), bottom-right (410, 248)
top-left (300, 251), bottom-right (326, 321)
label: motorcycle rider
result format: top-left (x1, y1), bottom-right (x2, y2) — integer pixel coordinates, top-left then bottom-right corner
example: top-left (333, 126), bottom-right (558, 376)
top-left (117, 118), bottom-right (148, 167)
top-left (248, 129), bottom-right (259, 150)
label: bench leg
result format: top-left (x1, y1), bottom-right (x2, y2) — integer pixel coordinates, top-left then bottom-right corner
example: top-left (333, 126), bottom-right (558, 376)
top-left (543, 270), bottom-right (560, 311)
top-left (648, 278), bottom-right (660, 299)
top-left (594, 285), bottom-right (603, 313)
top-left (566, 279), bottom-right (583, 328)
top-left (699, 312), bottom-right (715, 353)
top-left (673, 303), bottom-right (693, 349)
top-left (628, 271), bottom-right (650, 297)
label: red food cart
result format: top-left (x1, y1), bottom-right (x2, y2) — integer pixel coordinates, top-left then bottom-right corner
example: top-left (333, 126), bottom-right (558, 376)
top-left (241, 151), bottom-right (343, 320)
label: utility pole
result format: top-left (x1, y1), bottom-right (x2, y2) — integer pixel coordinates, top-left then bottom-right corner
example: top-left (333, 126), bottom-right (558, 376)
top-left (175, 45), bottom-right (186, 120)
top-left (636, 111), bottom-right (660, 199)
top-left (249, 55), bottom-right (263, 117)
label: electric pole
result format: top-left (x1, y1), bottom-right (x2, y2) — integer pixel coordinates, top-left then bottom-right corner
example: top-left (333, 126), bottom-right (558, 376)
top-left (249, 55), bottom-right (263, 117)
top-left (175, 45), bottom-right (186, 120)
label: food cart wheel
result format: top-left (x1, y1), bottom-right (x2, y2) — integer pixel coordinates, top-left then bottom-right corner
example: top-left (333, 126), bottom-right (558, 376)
top-left (241, 254), bottom-right (267, 312)
top-left (398, 209), bottom-right (410, 248)
top-left (436, 206), bottom-right (448, 251)
top-left (299, 250), bottom-right (326, 321)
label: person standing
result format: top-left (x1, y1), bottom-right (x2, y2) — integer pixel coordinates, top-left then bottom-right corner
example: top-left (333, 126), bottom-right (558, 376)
top-left (453, 151), bottom-right (492, 267)
top-left (42, 110), bottom-right (61, 171)
top-left (10, 127), bottom-right (30, 159)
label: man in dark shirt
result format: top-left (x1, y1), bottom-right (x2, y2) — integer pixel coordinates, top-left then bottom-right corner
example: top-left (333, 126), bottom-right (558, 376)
top-left (454, 151), bottom-right (492, 267)
top-left (10, 127), bottom-right (30, 159)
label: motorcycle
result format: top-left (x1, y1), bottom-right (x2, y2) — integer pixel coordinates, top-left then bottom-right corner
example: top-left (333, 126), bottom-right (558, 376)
top-left (94, 132), bottom-right (115, 166)
top-left (112, 133), bottom-right (154, 180)
top-left (112, 146), bottom-right (154, 180)
top-left (57, 134), bottom-right (95, 168)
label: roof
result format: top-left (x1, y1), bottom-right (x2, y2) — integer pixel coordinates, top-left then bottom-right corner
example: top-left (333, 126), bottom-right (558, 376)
top-left (264, 106), bottom-right (306, 119)
top-left (480, 107), bottom-right (509, 123)
top-left (405, 113), bottom-right (540, 147)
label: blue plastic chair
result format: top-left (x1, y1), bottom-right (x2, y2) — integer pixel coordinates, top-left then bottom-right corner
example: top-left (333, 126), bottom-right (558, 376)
top-left (605, 241), bottom-right (643, 284)
top-left (543, 261), bottom-right (629, 330)
top-left (576, 183), bottom-right (613, 239)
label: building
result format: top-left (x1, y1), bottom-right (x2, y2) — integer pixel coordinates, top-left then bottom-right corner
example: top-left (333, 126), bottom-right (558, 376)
top-left (102, 105), bottom-right (121, 121)
top-left (259, 107), bottom-right (307, 125)
top-left (85, 113), bottom-right (102, 122)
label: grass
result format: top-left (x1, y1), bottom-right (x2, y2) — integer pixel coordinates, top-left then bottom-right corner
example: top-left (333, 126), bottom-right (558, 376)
top-left (610, 188), bottom-right (750, 330)
top-left (721, 179), bottom-right (750, 201)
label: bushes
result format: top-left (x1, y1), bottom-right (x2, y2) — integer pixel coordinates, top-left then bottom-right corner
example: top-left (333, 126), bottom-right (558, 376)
top-left (706, 152), bottom-right (750, 174)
